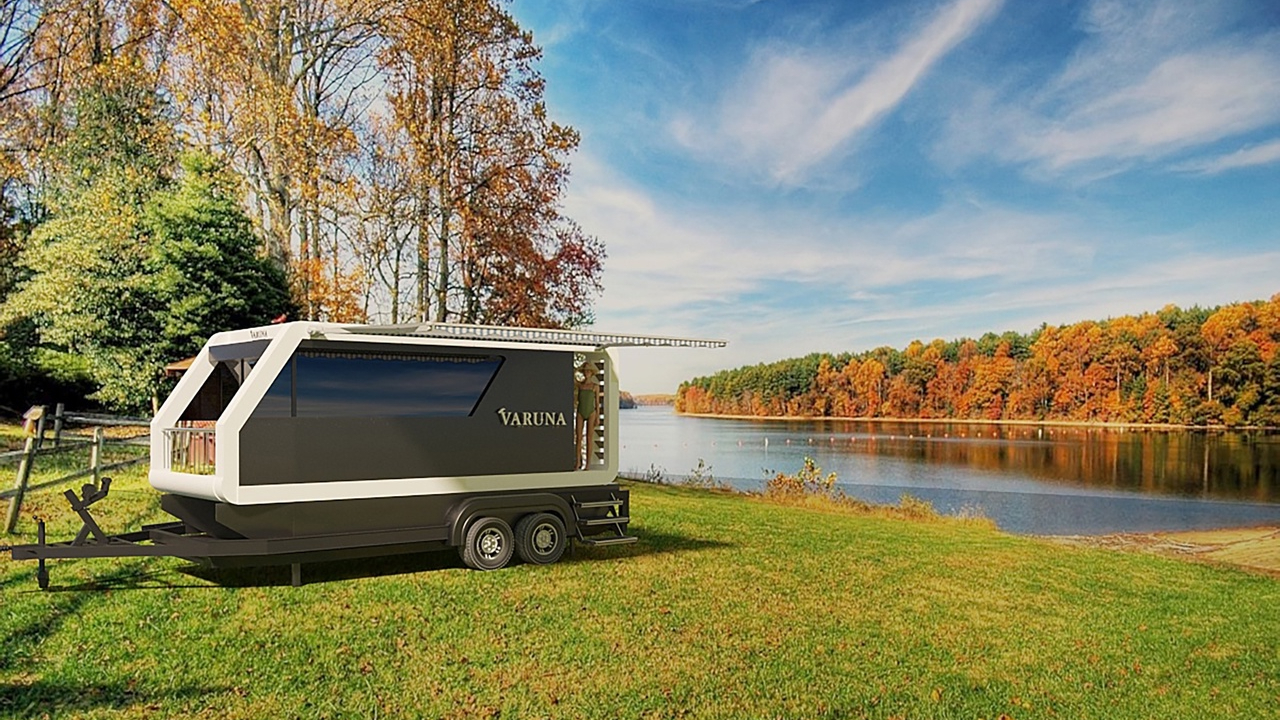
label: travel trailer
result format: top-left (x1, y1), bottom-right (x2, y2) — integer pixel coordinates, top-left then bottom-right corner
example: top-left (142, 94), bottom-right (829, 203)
top-left (8, 322), bottom-right (724, 588)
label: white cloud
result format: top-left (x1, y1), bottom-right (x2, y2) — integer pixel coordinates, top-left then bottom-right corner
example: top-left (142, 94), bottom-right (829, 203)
top-left (570, 157), bottom-right (1085, 317)
top-left (1024, 49), bottom-right (1280, 170)
top-left (942, 0), bottom-right (1280, 175)
top-left (568, 147), bottom-right (1280, 392)
top-left (1180, 138), bottom-right (1280, 174)
top-left (674, 0), bottom-right (1003, 183)
top-left (567, 155), bottom-right (1092, 390)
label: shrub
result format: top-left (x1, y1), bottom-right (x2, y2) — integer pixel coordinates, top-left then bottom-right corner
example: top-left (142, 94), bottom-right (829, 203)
top-left (897, 493), bottom-right (940, 520)
top-left (643, 463), bottom-right (666, 484)
top-left (757, 457), bottom-right (984, 527)
top-left (682, 458), bottom-right (726, 489)
top-left (765, 456), bottom-right (839, 498)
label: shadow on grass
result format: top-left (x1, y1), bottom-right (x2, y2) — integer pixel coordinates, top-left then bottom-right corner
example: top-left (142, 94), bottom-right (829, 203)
top-left (563, 527), bottom-right (733, 564)
top-left (0, 565), bottom-right (38, 592)
top-left (10, 525), bottom-right (732, 591)
top-left (177, 525), bottom-right (732, 587)
top-left (0, 680), bottom-right (222, 719)
top-left (182, 548), bottom-right (468, 587)
top-left (0, 566), bottom-right (225, 720)
top-left (0, 567), bottom-right (146, 675)
top-left (40, 564), bottom-right (212, 592)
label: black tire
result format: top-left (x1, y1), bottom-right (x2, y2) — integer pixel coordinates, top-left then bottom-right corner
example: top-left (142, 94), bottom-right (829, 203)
top-left (460, 516), bottom-right (514, 570)
top-left (515, 512), bottom-right (567, 565)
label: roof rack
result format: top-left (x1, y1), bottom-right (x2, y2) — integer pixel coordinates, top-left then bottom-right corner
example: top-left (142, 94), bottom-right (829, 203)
top-left (338, 323), bottom-right (727, 350)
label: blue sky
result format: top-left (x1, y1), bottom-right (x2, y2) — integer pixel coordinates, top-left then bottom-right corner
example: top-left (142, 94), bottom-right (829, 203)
top-left (511, 0), bottom-right (1280, 393)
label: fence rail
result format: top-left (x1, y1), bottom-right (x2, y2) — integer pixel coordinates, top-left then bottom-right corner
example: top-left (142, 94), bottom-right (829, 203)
top-left (63, 412), bottom-right (152, 427)
top-left (4, 405), bottom-right (151, 534)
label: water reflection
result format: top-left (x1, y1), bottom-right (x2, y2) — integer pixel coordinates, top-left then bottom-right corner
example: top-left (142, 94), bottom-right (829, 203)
top-left (618, 407), bottom-right (1280, 535)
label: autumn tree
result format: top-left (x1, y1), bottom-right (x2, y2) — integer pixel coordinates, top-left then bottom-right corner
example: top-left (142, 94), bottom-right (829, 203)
top-left (677, 298), bottom-right (1280, 428)
top-left (380, 0), bottom-right (602, 326)
top-left (354, 117), bottom-right (416, 322)
top-left (170, 0), bottom-right (380, 319)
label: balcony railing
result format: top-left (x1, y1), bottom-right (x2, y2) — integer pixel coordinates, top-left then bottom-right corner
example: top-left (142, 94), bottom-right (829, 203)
top-left (591, 360), bottom-right (606, 468)
top-left (164, 426), bottom-right (216, 475)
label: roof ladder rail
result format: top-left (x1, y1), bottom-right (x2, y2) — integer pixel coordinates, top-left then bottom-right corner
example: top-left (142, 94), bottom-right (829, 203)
top-left (569, 493), bottom-right (637, 547)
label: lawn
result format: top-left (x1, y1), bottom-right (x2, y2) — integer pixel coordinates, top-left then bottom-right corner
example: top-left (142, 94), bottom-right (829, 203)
top-left (2, 468), bottom-right (1278, 719)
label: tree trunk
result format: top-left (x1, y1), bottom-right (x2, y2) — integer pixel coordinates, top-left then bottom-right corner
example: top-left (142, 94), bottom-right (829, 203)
top-left (415, 188), bottom-right (431, 322)
top-left (434, 199), bottom-right (451, 322)
top-left (390, 243), bottom-right (402, 323)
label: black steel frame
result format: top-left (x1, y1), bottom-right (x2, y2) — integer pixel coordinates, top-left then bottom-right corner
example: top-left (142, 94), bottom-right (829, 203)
top-left (6, 479), bottom-right (635, 590)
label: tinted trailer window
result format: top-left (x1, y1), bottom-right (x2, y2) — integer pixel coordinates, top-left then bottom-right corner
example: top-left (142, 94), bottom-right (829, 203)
top-left (253, 351), bottom-right (503, 418)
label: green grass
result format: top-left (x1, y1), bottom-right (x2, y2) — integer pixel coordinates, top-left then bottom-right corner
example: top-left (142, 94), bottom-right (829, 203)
top-left (2, 470), bottom-right (1279, 719)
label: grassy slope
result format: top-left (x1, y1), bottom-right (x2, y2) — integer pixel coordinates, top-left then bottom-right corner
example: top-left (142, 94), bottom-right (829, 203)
top-left (2, 471), bottom-right (1279, 719)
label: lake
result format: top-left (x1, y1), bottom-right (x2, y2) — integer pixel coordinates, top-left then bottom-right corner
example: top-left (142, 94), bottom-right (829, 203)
top-left (617, 406), bottom-right (1280, 535)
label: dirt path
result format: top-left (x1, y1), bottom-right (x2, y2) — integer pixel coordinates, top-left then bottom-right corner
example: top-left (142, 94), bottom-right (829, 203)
top-left (1051, 526), bottom-right (1280, 576)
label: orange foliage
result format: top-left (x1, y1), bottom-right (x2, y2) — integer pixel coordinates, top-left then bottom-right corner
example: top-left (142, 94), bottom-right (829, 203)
top-left (677, 297), bottom-right (1280, 427)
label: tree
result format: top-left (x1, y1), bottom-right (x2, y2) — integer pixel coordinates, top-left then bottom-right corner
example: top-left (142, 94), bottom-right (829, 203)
top-left (171, 0), bottom-right (381, 317)
top-left (3, 152), bottom-right (294, 412)
top-left (673, 298), bottom-right (1280, 427)
top-left (354, 117), bottom-right (416, 323)
top-left (1, 168), bottom-right (163, 411)
top-left (1, 57), bottom-right (290, 411)
top-left (145, 153), bottom-right (295, 362)
top-left (1253, 353), bottom-right (1280, 426)
top-left (380, 0), bottom-right (602, 325)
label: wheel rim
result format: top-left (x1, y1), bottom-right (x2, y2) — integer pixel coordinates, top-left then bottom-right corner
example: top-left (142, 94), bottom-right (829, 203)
top-left (532, 522), bottom-right (558, 554)
top-left (477, 527), bottom-right (505, 560)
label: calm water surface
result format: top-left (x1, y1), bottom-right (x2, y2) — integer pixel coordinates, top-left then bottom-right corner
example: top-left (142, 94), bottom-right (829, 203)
top-left (618, 406), bottom-right (1280, 535)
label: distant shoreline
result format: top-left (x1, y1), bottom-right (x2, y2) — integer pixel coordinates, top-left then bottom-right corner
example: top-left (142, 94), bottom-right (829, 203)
top-left (674, 411), bottom-right (1277, 432)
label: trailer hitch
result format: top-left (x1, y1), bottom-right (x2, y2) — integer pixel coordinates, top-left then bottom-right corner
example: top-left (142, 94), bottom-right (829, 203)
top-left (66, 476), bottom-right (112, 546)
top-left (26, 477), bottom-right (114, 590)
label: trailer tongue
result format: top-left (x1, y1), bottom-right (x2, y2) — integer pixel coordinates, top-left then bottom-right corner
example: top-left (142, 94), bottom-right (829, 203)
top-left (6, 322), bottom-right (723, 589)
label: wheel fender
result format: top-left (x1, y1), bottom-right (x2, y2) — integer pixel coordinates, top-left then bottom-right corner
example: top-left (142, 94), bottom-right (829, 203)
top-left (447, 493), bottom-right (572, 546)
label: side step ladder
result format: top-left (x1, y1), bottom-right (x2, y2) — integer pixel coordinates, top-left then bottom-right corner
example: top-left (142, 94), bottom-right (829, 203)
top-left (570, 493), bottom-right (637, 547)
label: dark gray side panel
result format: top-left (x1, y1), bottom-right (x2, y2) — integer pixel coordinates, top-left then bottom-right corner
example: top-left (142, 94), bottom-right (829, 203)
top-left (239, 346), bottom-right (574, 485)
top-left (214, 493), bottom-right (459, 538)
top-left (159, 485), bottom-right (626, 539)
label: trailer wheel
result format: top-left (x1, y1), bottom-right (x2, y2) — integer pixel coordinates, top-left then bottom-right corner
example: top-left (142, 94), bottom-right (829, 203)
top-left (515, 513), bottom-right (567, 565)
top-left (460, 516), bottom-right (514, 570)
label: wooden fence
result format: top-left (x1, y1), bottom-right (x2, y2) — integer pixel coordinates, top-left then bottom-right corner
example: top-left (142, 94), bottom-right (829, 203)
top-left (2, 404), bottom-right (150, 534)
